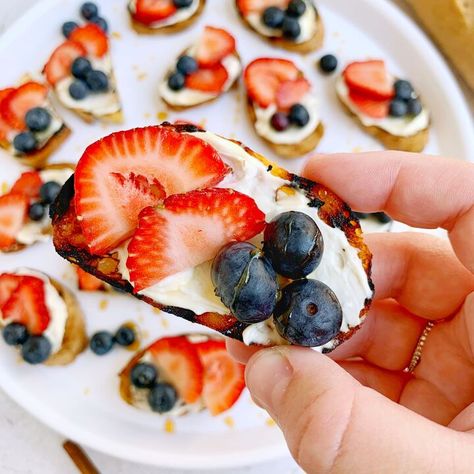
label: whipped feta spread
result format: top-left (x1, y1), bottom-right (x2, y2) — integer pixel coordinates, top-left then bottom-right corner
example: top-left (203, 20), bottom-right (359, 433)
top-left (336, 76), bottom-right (430, 137)
top-left (254, 93), bottom-right (320, 144)
top-left (55, 55), bottom-right (121, 116)
top-left (159, 53), bottom-right (241, 107)
top-left (116, 131), bottom-right (373, 351)
top-left (128, 0), bottom-right (200, 28)
top-left (246, 0), bottom-right (318, 44)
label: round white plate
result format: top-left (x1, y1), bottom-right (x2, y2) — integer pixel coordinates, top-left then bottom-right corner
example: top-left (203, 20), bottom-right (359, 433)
top-left (0, 0), bottom-right (473, 470)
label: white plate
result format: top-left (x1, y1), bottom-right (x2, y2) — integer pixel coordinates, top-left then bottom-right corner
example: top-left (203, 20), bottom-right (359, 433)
top-left (0, 0), bottom-right (473, 470)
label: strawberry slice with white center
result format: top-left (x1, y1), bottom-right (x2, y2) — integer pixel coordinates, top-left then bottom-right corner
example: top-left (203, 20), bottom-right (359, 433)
top-left (0, 88), bottom-right (15, 141)
top-left (148, 336), bottom-right (203, 404)
top-left (0, 82), bottom-right (49, 130)
top-left (196, 26), bottom-right (236, 68)
top-left (195, 339), bottom-right (245, 415)
top-left (69, 24), bottom-right (108, 58)
top-left (236, 0), bottom-right (289, 15)
top-left (0, 193), bottom-right (29, 250)
top-left (0, 274), bottom-right (23, 309)
top-left (134, 0), bottom-right (177, 25)
top-left (43, 40), bottom-right (87, 86)
top-left (185, 63), bottom-right (229, 93)
top-left (11, 171), bottom-right (43, 199)
top-left (127, 188), bottom-right (266, 292)
top-left (343, 60), bottom-right (395, 100)
top-left (76, 266), bottom-right (105, 291)
top-left (348, 90), bottom-right (390, 119)
top-left (75, 126), bottom-right (229, 255)
top-left (244, 58), bottom-right (299, 108)
top-left (276, 77), bottom-right (311, 111)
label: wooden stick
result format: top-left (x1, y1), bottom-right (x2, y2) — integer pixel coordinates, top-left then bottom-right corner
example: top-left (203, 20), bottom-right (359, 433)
top-left (63, 441), bottom-right (100, 474)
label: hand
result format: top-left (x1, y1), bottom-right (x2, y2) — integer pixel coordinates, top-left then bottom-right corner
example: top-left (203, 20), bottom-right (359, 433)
top-left (227, 152), bottom-right (474, 473)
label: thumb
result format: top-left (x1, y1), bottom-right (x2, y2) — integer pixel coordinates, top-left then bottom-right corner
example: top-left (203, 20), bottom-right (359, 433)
top-left (246, 347), bottom-right (472, 474)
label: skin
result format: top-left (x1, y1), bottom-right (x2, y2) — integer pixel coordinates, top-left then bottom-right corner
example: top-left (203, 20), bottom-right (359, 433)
top-left (227, 152), bottom-right (474, 473)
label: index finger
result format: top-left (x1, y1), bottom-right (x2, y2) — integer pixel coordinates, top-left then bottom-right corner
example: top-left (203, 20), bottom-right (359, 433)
top-left (303, 152), bottom-right (474, 272)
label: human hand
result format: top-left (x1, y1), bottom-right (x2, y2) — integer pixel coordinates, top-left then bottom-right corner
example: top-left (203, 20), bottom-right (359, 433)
top-left (227, 152), bottom-right (474, 473)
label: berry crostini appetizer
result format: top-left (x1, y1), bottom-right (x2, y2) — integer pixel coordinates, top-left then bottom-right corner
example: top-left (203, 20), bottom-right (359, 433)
top-left (337, 60), bottom-right (430, 152)
top-left (236, 0), bottom-right (323, 54)
top-left (51, 123), bottom-right (373, 353)
top-left (0, 82), bottom-right (70, 168)
top-left (120, 335), bottom-right (245, 415)
top-left (0, 165), bottom-right (74, 253)
top-left (128, 0), bottom-right (206, 35)
top-left (244, 58), bottom-right (324, 158)
top-left (0, 270), bottom-right (87, 365)
top-left (159, 26), bottom-right (241, 110)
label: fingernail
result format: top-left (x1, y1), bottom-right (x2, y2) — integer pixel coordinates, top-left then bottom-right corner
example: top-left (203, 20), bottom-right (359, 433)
top-left (246, 348), bottom-right (293, 417)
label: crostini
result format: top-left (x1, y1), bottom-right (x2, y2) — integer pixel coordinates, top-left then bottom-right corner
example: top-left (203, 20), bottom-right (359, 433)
top-left (159, 26), bottom-right (241, 110)
top-left (51, 123), bottom-right (373, 352)
top-left (243, 57), bottom-right (324, 158)
top-left (120, 334), bottom-right (245, 415)
top-left (0, 270), bottom-right (87, 365)
top-left (235, 0), bottom-right (324, 53)
top-left (336, 59), bottom-right (430, 152)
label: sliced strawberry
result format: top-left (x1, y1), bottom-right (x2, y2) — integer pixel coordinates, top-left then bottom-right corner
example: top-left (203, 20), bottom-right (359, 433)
top-left (185, 64), bottom-right (229, 94)
top-left (43, 40), bottom-right (87, 86)
top-left (0, 193), bottom-right (29, 250)
top-left (236, 0), bottom-right (289, 15)
top-left (276, 77), bottom-right (311, 111)
top-left (195, 339), bottom-right (245, 415)
top-left (133, 0), bottom-right (177, 25)
top-left (148, 336), bottom-right (203, 404)
top-left (0, 88), bottom-right (15, 141)
top-left (1, 276), bottom-right (50, 335)
top-left (69, 24), bottom-right (108, 58)
top-left (348, 90), bottom-right (390, 119)
top-left (196, 26), bottom-right (236, 68)
top-left (0, 82), bottom-right (48, 130)
top-left (11, 171), bottom-right (43, 199)
top-left (76, 266), bottom-right (105, 291)
top-left (75, 126), bottom-right (229, 254)
top-left (127, 188), bottom-right (266, 292)
top-left (0, 274), bottom-right (23, 309)
top-left (244, 58), bottom-right (299, 108)
top-left (343, 60), bottom-right (394, 100)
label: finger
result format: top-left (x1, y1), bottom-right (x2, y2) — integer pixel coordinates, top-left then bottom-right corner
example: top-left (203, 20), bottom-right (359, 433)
top-left (246, 347), bottom-right (473, 473)
top-left (226, 338), bottom-right (261, 364)
top-left (303, 152), bottom-right (474, 272)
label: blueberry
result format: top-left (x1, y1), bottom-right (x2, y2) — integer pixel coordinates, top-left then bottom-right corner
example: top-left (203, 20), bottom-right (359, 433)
top-left (25, 107), bottom-right (51, 132)
top-left (262, 7), bottom-right (285, 28)
top-left (130, 362), bottom-right (158, 389)
top-left (176, 55), bottom-right (198, 76)
top-left (264, 211), bottom-right (324, 279)
top-left (90, 16), bottom-right (108, 33)
top-left (374, 212), bottom-right (392, 224)
top-left (13, 132), bottom-right (37, 153)
top-left (3, 323), bottom-right (28, 346)
top-left (270, 112), bottom-right (289, 131)
top-left (319, 54), bottom-right (338, 73)
top-left (28, 202), bottom-right (46, 221)
top-left (114, 325), bottom-right (136, 347)
top-left (21, 336), bottom-right (52, 364)
top-left (389, 99), bottom-right (408, 117)
top-left (148, 382), bottom-right (178, 413)
top-left (173, 0), bottom-right (193, 7)
top-left (274, 279), bottom-right (343, 347)
top-left (354, 212), bottom-right (369, 219)
top-left (81, 2), bottom-right (99, 20)
top-left (86, 70), bottom-right (109, 92)
top-left (71, 57), bottom-right (92, 80)
top-left (168, 72), bottom-right (185, 91)
top-left (407, 97), bottom-right (422, 116)
top-left (89, 331), bottom-right (115, 355)
top-left (394, 79), bottom-right (413, 100)
top-left (62, 21), bottom-right (78, 38)
top-left (286, 0), bottom-right (306, 17)
top-left (69, 80), bottom-right (89, 100)
top-left (282, 16), bottom-right (301, 39)
top-left (40, 181), bottom-right (61, 205)
top-left (289, 103), bottom-right (310, 127)
top-left (212, 242), bottom-right (278, 324)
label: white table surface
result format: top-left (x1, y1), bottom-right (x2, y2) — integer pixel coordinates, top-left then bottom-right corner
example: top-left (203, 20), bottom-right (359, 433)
top-left (0, 1), bottom-right (472, 474)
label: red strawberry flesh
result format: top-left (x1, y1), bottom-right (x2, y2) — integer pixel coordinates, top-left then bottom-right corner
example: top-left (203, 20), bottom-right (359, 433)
top-left (11, 171), bottom-right (43, 199)
top-left (0, 274), bottom-right (23, 309)
top-left (236, 0), bottom-right (290, 15)
top-left (196, 26), bottom-right (236, 67)
top-left (69, 24), bottom-right (108, 58)
top-left (133, 0), bottom-right (177, 25)
top-left (43, 40), bottom-right (87, 86)
top-left (348, 90), bottom-right (390, 119)
top-left (185, 63), bottom-right (229, 93)
top-left (0, 193), bottom-right (29, 250)
top-left (276, 77), bottom-right (311, 111)
top-left (343, 60), bottom-right (394, 100)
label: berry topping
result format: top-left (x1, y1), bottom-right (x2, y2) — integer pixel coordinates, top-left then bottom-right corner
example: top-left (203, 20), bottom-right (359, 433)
top-left (288, 103), bottom-right (310, 127)
top-left (319, 54), bottom-right (338, 73)
top-left (85, 70), bottom-right (109, 92)
top-left (40, 181), bottom-right (61, 205)
top-left (0, 274), bottom-right (23, 308)
top-left (21, 335), bottom-right (51, 364)
top-left (173, 0), bottom-right (193, 6)
top-left (70, 24), bottom-right (109, 58)
top-left (195, 339), bottom-right (246, 415)
top-left (90, 331), bottom-right (115, 355)
top-left (274, 279), bottom-right (343, 347)
top-left (286, 0), bottom-right (306, 17)
top-left (11, 171), bottom-right (42, 198)
top-left (212, 242), bottom-right (278, 324)
top-left (270, 112), bottom-right (290, 131)
top-left (131, 362), bottom-right (158, 389)
top-left (168, 72), bottom-right (185, 91)
top-left (127, 188), bottom-right (266, 291)
top-left (185, 64), bottom-right (229, 93)
top-left (25, 107), bottom-right (51, 133)
top-left (44, 41), bottom-right (87, 86)
top-left (114, 325), bottom-right (136, 347)
top-left (276, 77), bottom-right (310, 111)
top-left (407, 97), bottom-right (422, 116)
top-left (13, 132), bottom-right (37, 153)
top-left (0, 193), bottom-right (29, 249)
top-left (134, 0), bottom-right (177, 25)
top-left (343, 60), bottom-right (394, 100)
top-left (394, 79), bottom-right (413, 100)
top-left (348, 90), bottom-right (390, 119)
top-left (69, 80), bottom-right (89, 100)
top-left (90, 16), bottom-right (109, 33)
top-left (148, 336), bottom-right (203, 404)
top-left (62, 21), bottom-right (79, 38)
top-left (71, 57), bottom-right (93, 80)
top-left (76, 266), bottom-right (104, 291)
top-left (264, 211), bottom-right (323, 279)
top-left (374, 212), bottom-right (392, 224)
top-left (196, 26), bottom-right (236, 68)
top-left (389, 99), bottom-right (408, 117)
top-left (3, 322), bottom-right (28, 346)
top-left (28, 202), bottom-right (46, 222)
top-left (237, 0), bottom-right (289, 15)
top-left (262, 7), bottom-right (285, 28)
top-left (80, 2), bottom-right (99, 20)
top-left (176, 55), bottom-right (198, 76)
top-left (282, 16), bottom-right (301, 39)
top-left (148, 382), bottom-right (178, 413)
